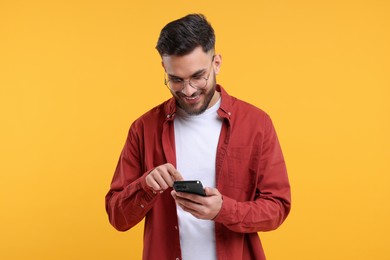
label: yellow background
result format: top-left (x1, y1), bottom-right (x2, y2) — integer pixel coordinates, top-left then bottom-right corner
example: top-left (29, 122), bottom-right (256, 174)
top-left (1, 0), bottom-right (389, 259)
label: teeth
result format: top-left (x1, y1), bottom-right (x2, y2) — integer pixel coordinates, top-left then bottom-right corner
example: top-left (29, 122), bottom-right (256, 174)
top-left (185, 96), bottom-right (198, 100)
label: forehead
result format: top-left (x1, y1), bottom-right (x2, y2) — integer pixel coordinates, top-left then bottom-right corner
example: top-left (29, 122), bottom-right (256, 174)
top-left (162, 46), bottom-right (211, 77)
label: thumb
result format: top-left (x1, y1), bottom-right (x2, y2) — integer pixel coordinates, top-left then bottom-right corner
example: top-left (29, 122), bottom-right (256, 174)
top-left (204, 187), bottom-right (218, 196)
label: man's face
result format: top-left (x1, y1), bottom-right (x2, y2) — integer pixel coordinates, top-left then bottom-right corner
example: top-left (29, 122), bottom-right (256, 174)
top-left (162, 46), bottom-right (221, 115)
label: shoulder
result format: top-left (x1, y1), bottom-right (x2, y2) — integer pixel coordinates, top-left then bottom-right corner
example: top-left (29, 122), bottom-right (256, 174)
top-left (219, 85), bottom-right (270, 123)
top-left (228, 95), bottom-right (272, 126)
top-left (130, 98), bottom-right (173, 131)
top-left (232, 97), bottom-right (268, 116)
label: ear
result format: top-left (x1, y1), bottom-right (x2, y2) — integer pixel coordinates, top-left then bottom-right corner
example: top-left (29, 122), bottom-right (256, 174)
top-left (213, 54), bottom-right (222, 75)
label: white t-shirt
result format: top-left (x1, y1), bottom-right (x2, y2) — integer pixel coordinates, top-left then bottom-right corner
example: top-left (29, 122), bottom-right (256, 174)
top-left (174, 98), bottom-right (223, 260)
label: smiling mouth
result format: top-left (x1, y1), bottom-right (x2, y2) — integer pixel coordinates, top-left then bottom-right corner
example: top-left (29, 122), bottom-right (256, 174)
top-left (184, 95), bottom-right (199, 100)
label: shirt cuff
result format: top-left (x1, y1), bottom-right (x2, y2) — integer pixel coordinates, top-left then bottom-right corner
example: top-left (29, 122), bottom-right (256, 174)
top-left (213, 195), bottom-right (237, 224)
top-left (139, 173), bottom-right (159, 202)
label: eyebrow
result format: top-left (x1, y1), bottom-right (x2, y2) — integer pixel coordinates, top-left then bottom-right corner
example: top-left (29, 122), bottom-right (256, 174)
top-left (167, 68), bottom-right (207, 80)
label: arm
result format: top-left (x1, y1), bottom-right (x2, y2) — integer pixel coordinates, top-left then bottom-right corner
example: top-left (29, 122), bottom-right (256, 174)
top-left (214, 114), bottom-right (291, 233)
top-left (105, 124), bottom-right (157, 231)
top-left (105, 122), bottom-right (183, 231)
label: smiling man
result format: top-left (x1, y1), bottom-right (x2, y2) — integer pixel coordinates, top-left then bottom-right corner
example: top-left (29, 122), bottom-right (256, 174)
top-left (105, 14), bottom-right (291, 260)
top-left (163, 46), bottom-right (220, 115)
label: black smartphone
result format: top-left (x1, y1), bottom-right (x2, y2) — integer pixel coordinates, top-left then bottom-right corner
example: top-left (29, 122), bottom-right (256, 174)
top-left (173, 180), bottom-right (206, 196)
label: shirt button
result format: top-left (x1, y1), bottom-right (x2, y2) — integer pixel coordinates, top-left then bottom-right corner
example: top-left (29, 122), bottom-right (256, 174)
top-left (140, 204), bottom-right (144, 208)
top-left (174, 226), bottom-right (178, 230)
top-left (176, 258), bottom-right (180, 260)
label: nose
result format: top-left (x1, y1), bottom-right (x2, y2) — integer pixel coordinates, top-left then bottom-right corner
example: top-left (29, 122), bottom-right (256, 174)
top-left (181, 81), bottom-right (197, 96)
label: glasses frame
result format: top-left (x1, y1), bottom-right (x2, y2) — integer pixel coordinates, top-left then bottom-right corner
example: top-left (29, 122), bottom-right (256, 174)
top-left (164, 55), bottom-right (215, 93)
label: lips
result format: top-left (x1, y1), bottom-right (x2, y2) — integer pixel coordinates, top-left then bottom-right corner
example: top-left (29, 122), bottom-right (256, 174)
top-left (185, 95), bottom-right (199, 100)
top-left (183, 94), bottom-right (200, 104)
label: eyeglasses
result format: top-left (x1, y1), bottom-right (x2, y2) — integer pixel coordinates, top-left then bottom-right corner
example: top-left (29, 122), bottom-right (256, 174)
top-left (164, 56), bottom-right (215, 93)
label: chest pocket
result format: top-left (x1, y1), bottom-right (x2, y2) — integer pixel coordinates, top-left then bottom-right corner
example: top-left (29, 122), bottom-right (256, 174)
top-left (226, 146), bottom-right (259, 195)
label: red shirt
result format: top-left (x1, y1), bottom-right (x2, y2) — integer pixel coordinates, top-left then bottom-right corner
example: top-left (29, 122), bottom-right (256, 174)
top-left (105, 85), bottom-right (291, 260)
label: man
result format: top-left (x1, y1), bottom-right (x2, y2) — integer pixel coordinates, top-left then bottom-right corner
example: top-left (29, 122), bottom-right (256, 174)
top-left (105, 14), bottom-right (291, 260)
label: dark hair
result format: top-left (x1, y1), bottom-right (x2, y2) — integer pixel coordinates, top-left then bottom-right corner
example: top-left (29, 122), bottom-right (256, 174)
top-left (156, 14), bottom-right (215, 56)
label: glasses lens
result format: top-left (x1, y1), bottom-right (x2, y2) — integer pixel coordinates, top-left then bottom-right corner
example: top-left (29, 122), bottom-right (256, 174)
top-left (168, 80), bottom-right (183, 90)
top-left (189, 77), bottom-right (207, 89)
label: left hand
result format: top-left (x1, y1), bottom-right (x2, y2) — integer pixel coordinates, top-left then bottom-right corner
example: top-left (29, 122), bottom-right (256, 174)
top-left (171, 187), bottom-right (223, 220)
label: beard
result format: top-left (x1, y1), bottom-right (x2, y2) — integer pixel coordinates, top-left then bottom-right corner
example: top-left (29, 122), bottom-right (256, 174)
top-left (173, 74), bottom-right (217, 116)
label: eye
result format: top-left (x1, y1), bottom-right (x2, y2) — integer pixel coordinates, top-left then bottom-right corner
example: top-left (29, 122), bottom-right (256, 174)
top-left (170, 77), bottom-right (183, 83)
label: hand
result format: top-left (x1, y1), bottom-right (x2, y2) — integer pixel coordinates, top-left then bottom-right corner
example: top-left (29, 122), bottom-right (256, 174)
top-left (146, 163), bottom-right (183, 192)
top-left (171, 187), bottom-right (222, 220)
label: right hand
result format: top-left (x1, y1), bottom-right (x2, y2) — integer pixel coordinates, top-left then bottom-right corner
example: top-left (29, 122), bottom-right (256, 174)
top-left (145, 163), bottom-right (183, 192)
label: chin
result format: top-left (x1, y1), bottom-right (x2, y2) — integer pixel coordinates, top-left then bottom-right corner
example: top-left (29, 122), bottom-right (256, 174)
top-left (175, 82), bottom-right (217, 115)
top-left (179, 102), bottom-right (208, 115)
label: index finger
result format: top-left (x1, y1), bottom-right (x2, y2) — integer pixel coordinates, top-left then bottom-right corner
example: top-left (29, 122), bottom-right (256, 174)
top-left (165, 163), bottom-right (184, 182)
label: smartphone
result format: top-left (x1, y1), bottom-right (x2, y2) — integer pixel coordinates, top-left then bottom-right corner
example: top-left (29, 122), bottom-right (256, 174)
top-left (173, 180), bottom-right (206, 196)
